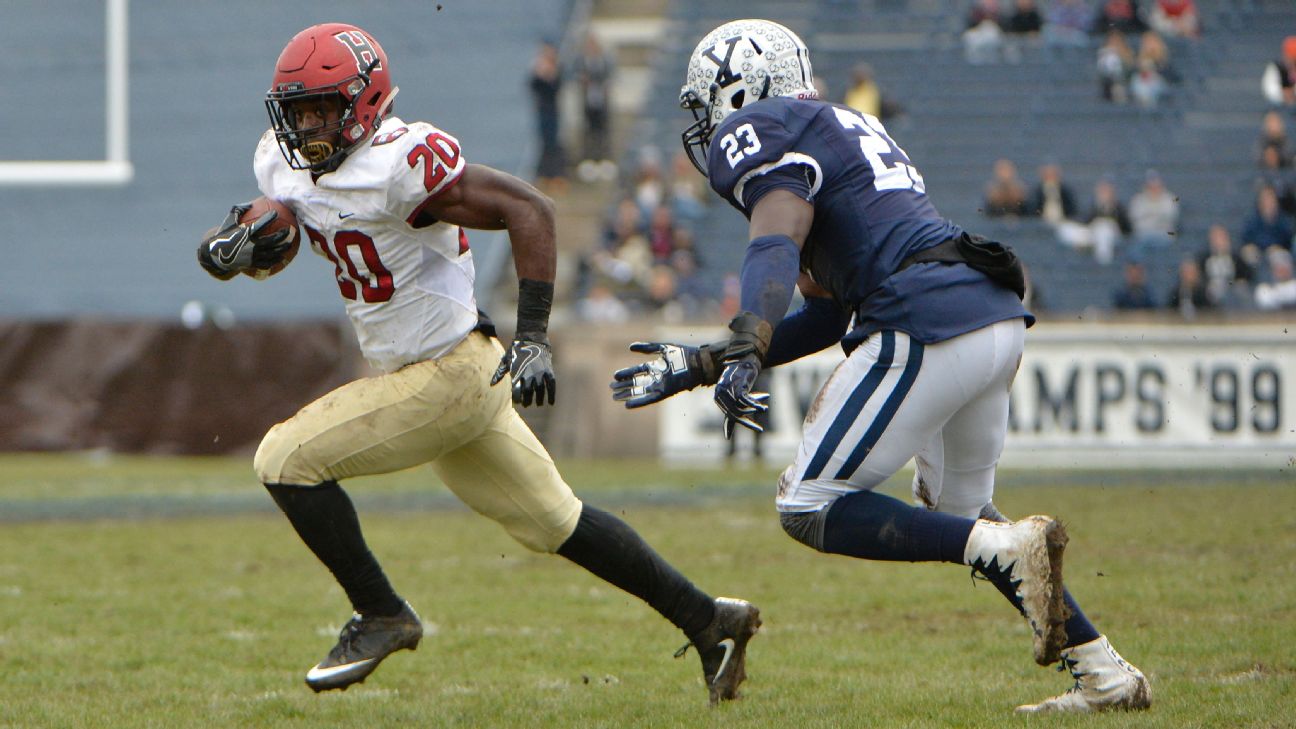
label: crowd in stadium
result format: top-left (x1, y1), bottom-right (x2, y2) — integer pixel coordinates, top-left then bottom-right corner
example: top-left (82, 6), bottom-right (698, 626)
top-left (527, 0), bottom-right (1296, 321)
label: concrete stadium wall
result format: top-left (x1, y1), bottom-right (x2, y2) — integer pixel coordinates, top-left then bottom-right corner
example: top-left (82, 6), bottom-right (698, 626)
top-left (6, 318), bottom-right (1287, 469)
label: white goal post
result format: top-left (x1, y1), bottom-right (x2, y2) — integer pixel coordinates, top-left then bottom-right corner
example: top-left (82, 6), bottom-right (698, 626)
top-left (0, 0), bottom-right (132, 186)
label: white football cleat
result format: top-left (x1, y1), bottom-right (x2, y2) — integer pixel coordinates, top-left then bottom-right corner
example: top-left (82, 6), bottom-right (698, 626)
top-left (964, 515), bottom-right (1069, 665)
top-left (1016, 635), bottom-right (1151, 713)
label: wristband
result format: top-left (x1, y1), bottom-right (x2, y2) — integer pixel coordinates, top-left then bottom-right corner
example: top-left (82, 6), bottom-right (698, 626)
top-left (516, 278), bottom-right (554, 337)
top-left (723, 311), bottom-right (775, 365)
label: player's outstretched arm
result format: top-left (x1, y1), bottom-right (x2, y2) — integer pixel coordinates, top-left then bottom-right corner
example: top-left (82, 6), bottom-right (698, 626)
top-left (420, 164), bottom-right (558, 407)
top-left (609, 339), bottom-right (728, 408)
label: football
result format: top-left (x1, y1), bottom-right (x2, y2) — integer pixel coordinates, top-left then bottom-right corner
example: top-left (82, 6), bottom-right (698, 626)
top-left (239, 196), bottom-right (300, 280)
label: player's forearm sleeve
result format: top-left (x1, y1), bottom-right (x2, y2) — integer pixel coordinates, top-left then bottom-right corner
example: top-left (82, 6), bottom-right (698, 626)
top-left (739, 234), bottom-right (801, 327)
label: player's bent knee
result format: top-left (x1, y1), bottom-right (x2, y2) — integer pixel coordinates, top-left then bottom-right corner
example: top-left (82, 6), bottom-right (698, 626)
top-left (780, 509), bottom-right (830, 552)
top-left (497, 497), bottom-right (584, 554)
top-left (254, 424), bottom-right (327, 486)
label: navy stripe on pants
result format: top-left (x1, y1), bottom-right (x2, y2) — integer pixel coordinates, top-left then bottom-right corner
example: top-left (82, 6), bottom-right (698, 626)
top-left (802, 331), bottom-right (895, 481)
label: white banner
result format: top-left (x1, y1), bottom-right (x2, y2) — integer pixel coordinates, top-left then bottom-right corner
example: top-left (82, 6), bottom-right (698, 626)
top-left (659, 323), bottom-right (1295, 469)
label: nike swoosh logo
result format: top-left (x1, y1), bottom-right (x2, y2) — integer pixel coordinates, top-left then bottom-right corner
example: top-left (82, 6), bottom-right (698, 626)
top-left (713, 638), bottom-right (736, 681)
top-left (514, 344), bottom-right (542, 374)
top-left (338, 212), bottom-right (354, 219)
top-left (306, 658), bottom-right (375, 682)
top-left (212, 232), bottom-right (247, 266)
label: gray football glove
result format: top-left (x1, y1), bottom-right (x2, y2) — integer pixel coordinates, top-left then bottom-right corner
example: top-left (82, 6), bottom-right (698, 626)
top-left (197, 202), bottom-right (294, 280)
top-left (490, 332), bottom-right (556, 407)
top-left (609, 341), bottom-right (725, 409)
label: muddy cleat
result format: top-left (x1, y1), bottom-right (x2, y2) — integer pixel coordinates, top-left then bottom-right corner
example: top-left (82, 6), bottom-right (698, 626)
top-left (965, 515), bottom-right (1069, 665)
top-left (1016, 635), bottom-right (1151, 713)
top-left (305, 601), bottom-right (423, 692)
top-left (676, 597), bottom-right (761, 705)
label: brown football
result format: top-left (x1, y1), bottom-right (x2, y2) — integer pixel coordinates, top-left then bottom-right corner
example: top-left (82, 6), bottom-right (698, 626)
top-left (239, 196), bottom-right (300, 280)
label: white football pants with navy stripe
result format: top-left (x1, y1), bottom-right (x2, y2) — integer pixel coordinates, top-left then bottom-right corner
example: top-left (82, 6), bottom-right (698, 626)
top-left (776, 318), bottom-right (1026, 519)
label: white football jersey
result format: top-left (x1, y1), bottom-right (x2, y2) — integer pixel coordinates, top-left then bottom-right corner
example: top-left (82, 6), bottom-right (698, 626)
top-left (254, 116), bottom-right (478, 373)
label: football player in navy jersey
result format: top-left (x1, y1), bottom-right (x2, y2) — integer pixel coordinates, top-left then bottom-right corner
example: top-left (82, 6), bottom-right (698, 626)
top-left (611, 19), bottom-right (1149, 713)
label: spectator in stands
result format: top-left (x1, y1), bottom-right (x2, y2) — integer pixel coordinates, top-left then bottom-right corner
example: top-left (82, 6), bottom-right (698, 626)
top-left (601, 196), bottom-right (644, 250)
top-left (963, 0), bottom-right (1007, 64)
top-left (631, 146), bottom-right (666, 216)
top-left (1027, 161), bottom-right (1078, 224)
top-left (1255, 249), bottom-right (1296, 310)
top-left (669, 238), bottom-right (711, 318)
top-left (1092, 0), bottom-right (1147, 35)
top-left (610, 231), bottom-right (654, 295)
top-left (647, 203), bottom-right (680, 262)
top-left (1043, 0), bottom-right (1095, 49)
top-left (1147, 0), bottom-right (1200, 40)
top-left (1166, 257), bottom-right (1211, 319)
top-left (1128, 169), bottom-right (1179, 251)
top-left (668, 151), bottom-right (708, 222)
top-left (1112, 259), bottom-right (1157, 309)
top-left (576, 281), bottom-right (631, 323)
top-left (644, 264), bottom-right (684, 322)
top-left (1097, 31), bottom-right (1135, 103)
top-left (574, 32), bottom-right (616, 184)
top-left (844, 62), bottom-right (903, 121)
top-left (983, 158), bottom-right (1029, 217)
top-left (1262, 36), bottom-right (1296, 107)
top-left (1004, 0), bottom-right (1044, 37)
top-left (1198, 223), bottom-right (1256, 308)
top-left (1241, 184), bottom-right (1295, 256)
top-left (585, 196), bottom-right (653, 298)
top-left (1129, 57), bottom-right (1169, 109)
top-left (1258, 145), bottom-right (1296, 216)
top-left (529, 39), bottom-right (567, 193)
top-left (1137, 31), bottom-right (1180, 85)
top-left (1085, 176), bottom-right (1132, 264)
top-left (1257, 110), bottom-right (1292, 166)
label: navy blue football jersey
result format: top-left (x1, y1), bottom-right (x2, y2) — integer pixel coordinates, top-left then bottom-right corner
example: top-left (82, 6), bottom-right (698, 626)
top-left (706, 97), bottom-right (1031, 345)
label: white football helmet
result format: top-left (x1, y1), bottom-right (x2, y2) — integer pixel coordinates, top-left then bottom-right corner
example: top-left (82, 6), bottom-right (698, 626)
top-left (680, 19), bottom-right (816, 175)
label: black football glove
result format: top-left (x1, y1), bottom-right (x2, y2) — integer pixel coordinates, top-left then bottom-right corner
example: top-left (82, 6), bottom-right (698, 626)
top-left (609, 341), bottom-right (725, 409)
top-left (714, 353), bottom-right (770, 439)
top-left (490, 332), bottom-right (556, 407)
top-left (197, 202), bottom-right (294, 280)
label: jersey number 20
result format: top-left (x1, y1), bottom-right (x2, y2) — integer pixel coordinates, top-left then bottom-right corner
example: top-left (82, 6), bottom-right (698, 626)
top-left (305, 227), bottom-right (395, 303)
top-left (832, 107), bottom-right (925, 193)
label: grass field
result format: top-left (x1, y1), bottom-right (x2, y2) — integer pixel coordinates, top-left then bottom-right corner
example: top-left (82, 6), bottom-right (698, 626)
top-left (0, 454), bottom-right (1293, 728)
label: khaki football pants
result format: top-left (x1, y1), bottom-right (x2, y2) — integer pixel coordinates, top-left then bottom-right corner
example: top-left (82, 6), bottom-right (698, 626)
top-left (254, 331), bottom-right (583, 552)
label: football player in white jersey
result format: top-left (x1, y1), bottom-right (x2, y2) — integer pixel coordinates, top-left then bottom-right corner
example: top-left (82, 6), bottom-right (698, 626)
top-left (196, 23), bottom-right (758, 703)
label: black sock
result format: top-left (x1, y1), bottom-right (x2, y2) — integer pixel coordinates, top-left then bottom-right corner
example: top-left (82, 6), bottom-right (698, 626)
top-left (821, 490), bottom-right (974, 563)
top-left (265, 481), bottom-right (404, 617)
top-left (557, 505), bottom-right (716, 638)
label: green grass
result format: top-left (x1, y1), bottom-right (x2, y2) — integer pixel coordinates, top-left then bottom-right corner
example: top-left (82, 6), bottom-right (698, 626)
top-left (0, 455), bottom-right (1293, 728)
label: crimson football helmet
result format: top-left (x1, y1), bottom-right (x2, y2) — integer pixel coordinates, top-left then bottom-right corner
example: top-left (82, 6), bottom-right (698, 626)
top-left (265, 23), bottom-right (400, 172)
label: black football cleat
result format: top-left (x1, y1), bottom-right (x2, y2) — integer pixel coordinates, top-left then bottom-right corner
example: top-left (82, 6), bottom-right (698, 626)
top-left (304, 601), bottom-right (423, 692)
top-left (676, 597), bottom-right (762, 705)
